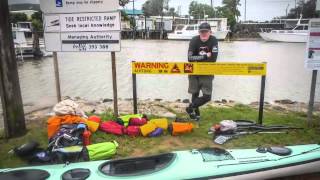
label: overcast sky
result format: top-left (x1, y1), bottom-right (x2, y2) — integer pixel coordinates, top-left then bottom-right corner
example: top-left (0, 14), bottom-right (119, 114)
top-left (9, 0), bottom-right (300, 21)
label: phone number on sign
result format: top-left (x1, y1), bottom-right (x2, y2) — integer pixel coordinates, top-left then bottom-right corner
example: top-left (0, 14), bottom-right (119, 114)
top-left (72, 44), bottom-right (109, 51)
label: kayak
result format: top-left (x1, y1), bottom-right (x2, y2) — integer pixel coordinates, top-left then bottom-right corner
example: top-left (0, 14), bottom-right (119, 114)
top-left (1, 144), bottom-right (320, 180)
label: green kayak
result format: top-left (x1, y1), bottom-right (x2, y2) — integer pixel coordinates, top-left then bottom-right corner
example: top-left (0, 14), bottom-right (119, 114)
top-left (1, 144), bottom-right (320, 180)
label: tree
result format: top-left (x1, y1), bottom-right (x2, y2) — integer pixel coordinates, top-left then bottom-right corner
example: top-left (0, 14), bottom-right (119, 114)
top-left (214, 0), bottom-right (240, 31)
top-left (142, 0), bottom-right (169, 16)
top-left (31, 11), bottom-right (43, 58)
top-left (9, 13), bottom-right (27, 23)
top-left (119, 0), bottom-right (129, 8)
top-left (0, 0), bottom-right (26, 138)
top-left (222, 0), bottom-right (241, 21)
top-left (142, 0), bottom-right (153, 17)
top-left (188, 1), bottom-right (215, 19)
top-left (168, 7), bottom-right (177, 17)
top-left (286, 0), bottom-right (316, 19)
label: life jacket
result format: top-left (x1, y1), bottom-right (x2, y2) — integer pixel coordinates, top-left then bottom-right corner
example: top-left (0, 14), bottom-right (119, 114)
top-left (169, 122), bottom-right (194, 136)
top-left (129, 118), bottom-right (147, 126)
top-left (47, 115), bottom-right (86, 139)
top-left (118, 114), bottom-right (145, 127)
top-left (150, 118), bottom-right (168, 130)
top-left (100, 121), bottom-right (125, 135)
top-left (126, 126), bottom-right (141, 136)
top-left (140, 122), bottom-right (157, 137)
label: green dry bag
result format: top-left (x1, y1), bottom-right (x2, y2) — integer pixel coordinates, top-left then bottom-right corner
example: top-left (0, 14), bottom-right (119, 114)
top-left (86, 141), bottom-right (118, 161)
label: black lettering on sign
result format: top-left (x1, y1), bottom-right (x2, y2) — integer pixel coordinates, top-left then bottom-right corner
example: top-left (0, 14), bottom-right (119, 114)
top-left (66, 24), bottom-right (76, 28)
top-left (65, 17), bottom-right (74, 22)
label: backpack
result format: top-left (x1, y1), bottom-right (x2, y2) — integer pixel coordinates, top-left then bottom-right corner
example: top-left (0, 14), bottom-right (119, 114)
top-left (48, 124), bottom-right (84, 151)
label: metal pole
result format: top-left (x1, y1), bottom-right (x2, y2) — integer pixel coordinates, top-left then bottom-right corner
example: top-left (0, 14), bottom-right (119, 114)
top-left (132, 61), bottom-right (138, 114)
top-left (244, 0), bottom-right (247, 21)
top-left (307, 70), bottom-right (318, 126)
top-left (145, 15), bottom-right (147, 40)
top-left (53, 52), bottom-right (61, 102)
top-left (132, 0), bottom-right (135, 40)
top-left (258, 75), bottom-right (266, 125)
top-left (111, 52), bottom-right (118, 117)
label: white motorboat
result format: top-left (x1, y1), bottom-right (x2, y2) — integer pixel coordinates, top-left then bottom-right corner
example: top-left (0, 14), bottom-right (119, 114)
top-left (12, 26), bottom-right (52, 59)
top-left (168, 19), bottom-right (229, 40)
top-left (259, 18), bottom-right (308, 43)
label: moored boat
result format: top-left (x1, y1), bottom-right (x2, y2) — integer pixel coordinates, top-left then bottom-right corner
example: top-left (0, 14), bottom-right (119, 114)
top-left (259, 17), bottom-right (308, 43)
top-left (168, 19), bottom-right (229, 41)
top-left (1, 144), bottom-right (320, 180)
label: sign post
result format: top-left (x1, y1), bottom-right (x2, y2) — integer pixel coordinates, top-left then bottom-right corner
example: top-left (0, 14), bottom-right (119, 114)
top-left (305, 18), bottom-right (320, 126)
top-left (53, 52), bottom-right (62, 102)
top-left (40, 0), bottom-right (121, 116)
top-left (131, 61), bottom-right (267, 124)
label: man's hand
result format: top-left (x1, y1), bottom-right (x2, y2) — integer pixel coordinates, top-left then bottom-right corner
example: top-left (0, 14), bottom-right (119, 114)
top-left (207, 52), bottom-right (212, 57)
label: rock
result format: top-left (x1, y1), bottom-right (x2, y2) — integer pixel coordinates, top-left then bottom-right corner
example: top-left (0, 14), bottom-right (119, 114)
top-left (229, 100), bottom-right (235, 103)
top-left (274, 99), bottom-right (296, 104)
top-left (175, 99), bottom-right (181, 102)
top-left (63, 96), bottom-right (71, 100)
top-left (103, 98), bottom-right (113, 103)
top-left (250, 101), bottom-right (259, 106)
top-left (154, 98), bottom-right (162, 102)
top-left (161, 112), bottom-right (177, 118)
top-left (23, 102), bottom-right (34, 106)
top-left (75, 96), bottom-right (81, 100)
top-left (272, 106), bottom-right (286, 111)
top-left (221, 99), bottom-right (227, 103)
top-left (182, 99), bottom-right (190, 103)
top-left (214, 100), bottom-right (222, 103)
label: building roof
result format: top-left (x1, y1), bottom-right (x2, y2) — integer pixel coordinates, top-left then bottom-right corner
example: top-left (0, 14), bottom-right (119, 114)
top-left (124, 9), bottom-right (143, 15)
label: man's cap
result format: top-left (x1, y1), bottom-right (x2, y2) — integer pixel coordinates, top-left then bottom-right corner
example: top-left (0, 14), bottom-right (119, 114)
top-left (199, 22), bottom-right (211, 31)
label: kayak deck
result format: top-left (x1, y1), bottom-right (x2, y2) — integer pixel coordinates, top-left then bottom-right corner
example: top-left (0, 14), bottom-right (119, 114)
top-left (1, 144), bottom-right (320, 180)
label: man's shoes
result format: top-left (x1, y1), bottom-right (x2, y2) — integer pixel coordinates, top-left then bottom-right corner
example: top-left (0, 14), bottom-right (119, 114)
top-left (186, 106), bottom-right (196, 119)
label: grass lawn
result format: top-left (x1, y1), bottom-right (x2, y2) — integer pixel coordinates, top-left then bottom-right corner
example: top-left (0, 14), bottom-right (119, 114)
top-left (1, 104), bottom-right (320, 168)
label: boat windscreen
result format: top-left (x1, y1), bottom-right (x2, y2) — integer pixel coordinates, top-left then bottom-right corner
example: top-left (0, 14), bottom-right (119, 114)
top-left (199, 148), bottom-right (234, 162)
top-left (99, 153), bottom-right (176, 176)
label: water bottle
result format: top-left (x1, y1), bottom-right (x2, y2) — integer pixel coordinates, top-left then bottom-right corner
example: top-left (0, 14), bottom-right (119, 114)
top-left (83, 130), bottom-right (91, 146)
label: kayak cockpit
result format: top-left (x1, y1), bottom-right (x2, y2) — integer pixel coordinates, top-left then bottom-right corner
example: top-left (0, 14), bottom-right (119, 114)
top-left (99, 153), bottom-right (176, 176)
top-left (0, 169), bottom-right (50, 180)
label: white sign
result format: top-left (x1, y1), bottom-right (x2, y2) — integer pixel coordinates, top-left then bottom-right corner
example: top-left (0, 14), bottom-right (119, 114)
top-left (44, 31), bottom-right (120, 52)
top-left (317, 0), bottom-right (320, 11)
top-left (44, 12), bottom-right (121, 32)
top-left (40, 0), bottom-right (119, 13)
top-left (305, 19), bottom-right (320, 70)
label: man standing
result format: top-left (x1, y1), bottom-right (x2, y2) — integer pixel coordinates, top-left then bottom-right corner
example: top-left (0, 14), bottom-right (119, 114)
top-left (186, 22), bottom-right (218, 121)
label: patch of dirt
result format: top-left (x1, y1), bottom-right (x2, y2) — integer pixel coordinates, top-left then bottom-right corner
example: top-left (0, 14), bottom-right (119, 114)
top-left (130, 149), bottom-right (146, 157)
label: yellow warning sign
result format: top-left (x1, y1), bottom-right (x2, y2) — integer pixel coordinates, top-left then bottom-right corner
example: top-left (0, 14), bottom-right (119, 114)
top-left (132, 62), bottom-right (266, 76)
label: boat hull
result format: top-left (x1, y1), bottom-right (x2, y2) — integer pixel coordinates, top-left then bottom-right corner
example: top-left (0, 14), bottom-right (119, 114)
top-left (168, 31), bottom-right (229, 40)
top-left (216, 159), bottom-right (320, 180)
top-left (1, 144), bottom-right (320, 180)
top-left (259, 32), bottom-right (308, 43)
